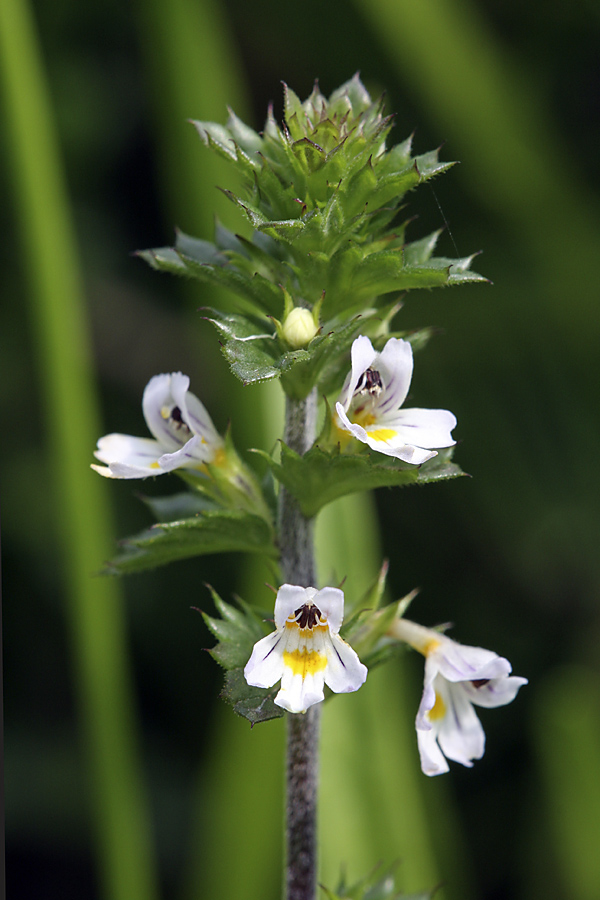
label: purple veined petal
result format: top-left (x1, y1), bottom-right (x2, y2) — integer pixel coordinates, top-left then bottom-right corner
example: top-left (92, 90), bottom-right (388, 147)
top-left (274, 585), bottom-right (317, 629)
top-left (379, 407), bottom-right (457, 450)
top-left (434, 639), bottom-right (512, 683)
top-left (416, 667), bottom-right (439, 730)
top-left (360, 430), bottom-right (439, 464)
top-left (335, 402), bottom-right (368, 440)
top-left (244, 631), bottom-right (286, 689)
top-left (435, 680), bottom-right (485, 766)
top-left (338, 335), bottom-right (378, 411)
top-left (462, 675), bottom-right (528, 709)
top-left (277, 646), bottom-right (328, 713)
top-left (158, 434), bottom-right (215, 471)
top-left (313, 586), bottom-right (345, 633)
top-left (375, 338), bottom-right (414, 414)
top-left (172, 378), bottom-right (222, 447)
top-left (417, 724), bottom-right (450, 776)
top-left (324, 632), bottom-right (368, 694)
top-left (142, 372), bottom-right (200, 450)
top-left (336, 402), bottom-right (439, 464)
top-left (92, 434), bottom-right (165, 478)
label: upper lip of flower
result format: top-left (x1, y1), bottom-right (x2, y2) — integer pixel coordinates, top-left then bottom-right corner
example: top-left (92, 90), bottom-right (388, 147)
top-left (91, 372), bottom-right (224, 479)
top-left (243, 584), bottom-right (367, 714)
top-left (334, 336), bottom-right (457, 465)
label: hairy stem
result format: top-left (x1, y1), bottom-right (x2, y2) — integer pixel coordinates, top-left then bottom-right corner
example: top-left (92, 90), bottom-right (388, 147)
top-left (279, 389), bottom-right (320, 900)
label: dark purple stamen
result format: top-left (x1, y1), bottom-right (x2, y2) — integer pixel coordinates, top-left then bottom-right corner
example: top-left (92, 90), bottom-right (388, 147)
top-left (294, 604), bottom-right (322, 629)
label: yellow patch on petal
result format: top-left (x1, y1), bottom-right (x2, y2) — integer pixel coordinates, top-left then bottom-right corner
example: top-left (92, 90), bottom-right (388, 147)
top-left (284, 648), bottom-right (327, 678)
top-left (149, 461), bottom-right (161, 469)
top-left (428, 691), bottom-right (446, 721)
top-left (351, 410), bottom-right (377, 428)
top-left (422, 638), bottom-right (441, 657)
top-left (367, 428), bottom-right (397, 442)
top-left (160, 406), bottom-right (171, 419)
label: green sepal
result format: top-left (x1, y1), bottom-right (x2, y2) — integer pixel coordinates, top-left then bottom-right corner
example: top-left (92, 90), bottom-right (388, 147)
top-left (346, 591), bottom-right (419, 671)
top-left (341, 559), bottom-right (389, 627)
top-left (201, 588), bottom-right (285, 723)
top-left (255, 443), bottom-right (465, 518)
top-left (202, 588), bottom-right (266, 669)
top-left (102, 510), bottom-right (278, 575)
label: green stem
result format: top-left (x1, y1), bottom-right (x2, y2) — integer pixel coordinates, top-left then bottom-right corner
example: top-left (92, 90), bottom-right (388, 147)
top-left (279, 389), bottom-right (319, 900)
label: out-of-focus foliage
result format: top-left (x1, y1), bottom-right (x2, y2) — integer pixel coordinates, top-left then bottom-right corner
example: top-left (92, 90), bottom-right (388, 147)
top-left (2, 0), bottom-right (600, 899)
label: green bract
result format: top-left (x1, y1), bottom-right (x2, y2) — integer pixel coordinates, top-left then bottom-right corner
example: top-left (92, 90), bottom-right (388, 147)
top-left (202, 588), bottom-right (285, 724)
top-left (140, 75), bottom-right (485, 399)
top-left (102, 78), bottom-right (475, 582)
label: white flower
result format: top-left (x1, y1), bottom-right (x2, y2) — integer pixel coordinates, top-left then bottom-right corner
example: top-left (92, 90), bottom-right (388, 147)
top-left (390, 618), bottom-right (527, 776)
top-left (334, 335), bottom-right (456, 464)
top-left (92, 372), bottom-right (224, 479)
top-left (244, 584), bottom-right (368, 714)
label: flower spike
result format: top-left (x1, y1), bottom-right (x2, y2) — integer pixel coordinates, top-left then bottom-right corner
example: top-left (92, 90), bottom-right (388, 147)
top-left (92, 372), bottom-right (224, 479)
top-left (244, 585), bottom-right (367, 714)
top-left (390, 617), bottom-right (527, 776)
top-left (335, 335), bottom-right (456, 464)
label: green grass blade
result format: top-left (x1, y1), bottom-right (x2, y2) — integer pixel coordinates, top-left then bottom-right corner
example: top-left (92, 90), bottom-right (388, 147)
top-left (532, 667), bottom-right (600, 900)
top-left (0, 2), bottom-right (160, 898)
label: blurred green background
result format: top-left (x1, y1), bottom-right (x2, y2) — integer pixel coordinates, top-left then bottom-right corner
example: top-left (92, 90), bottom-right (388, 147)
top-left (2, 0), bottom-right (600, 898)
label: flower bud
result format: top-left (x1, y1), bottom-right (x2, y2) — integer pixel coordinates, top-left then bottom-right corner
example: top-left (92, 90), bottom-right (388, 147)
top-left (281, 307), bottom-right (318, 349)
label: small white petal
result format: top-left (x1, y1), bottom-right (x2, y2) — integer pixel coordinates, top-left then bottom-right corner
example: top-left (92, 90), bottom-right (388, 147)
top-left (323, 632), bottom-right (368, 694)
top-left (274, 585), bottom-right (317, 629)
top-left (416, 666), bottom-right (439, 730)
top-left (417, 725), bottom-right (450, 776)
top-left (93, 434), bottom-right (165, 478)
top-left (158, 434), bottom-right (213, 471)
top-left (275, 673), bottom-right (325, 714)
top-left (379, 407), bottom-right (457, 450)
top-left (277, 650), bottom-right (327, 713)
top-left (338, 335), bottom-right (378, 411)
top-left (361, 431), bottom-right (438, 465)
top-left (434, 639), bottom-right (512, 683)
top-left (244, 631), bottom-right (285, 689)
top-left (435, 681), bottom-right (485, 766)
top-left (143, 373), bottom-right (191, 449)
top-left (375, 337), bottom-right (414, 413)
top-left (335, 404), bottom-right (439, 464)
top-left (462, 675), bottom-right (528, 708)
top-left (312, 586), bottom-right (345, 633)
top-left (176, 383), bottom-right (223, 448)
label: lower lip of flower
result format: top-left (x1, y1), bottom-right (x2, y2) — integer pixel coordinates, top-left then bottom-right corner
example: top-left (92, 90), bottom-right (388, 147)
top-left (283, 648), bottom-right (328, 677)
top-left (428, 691), bottom-right (446, 721)
top-left (350, 409), bottom-right (398, 443)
